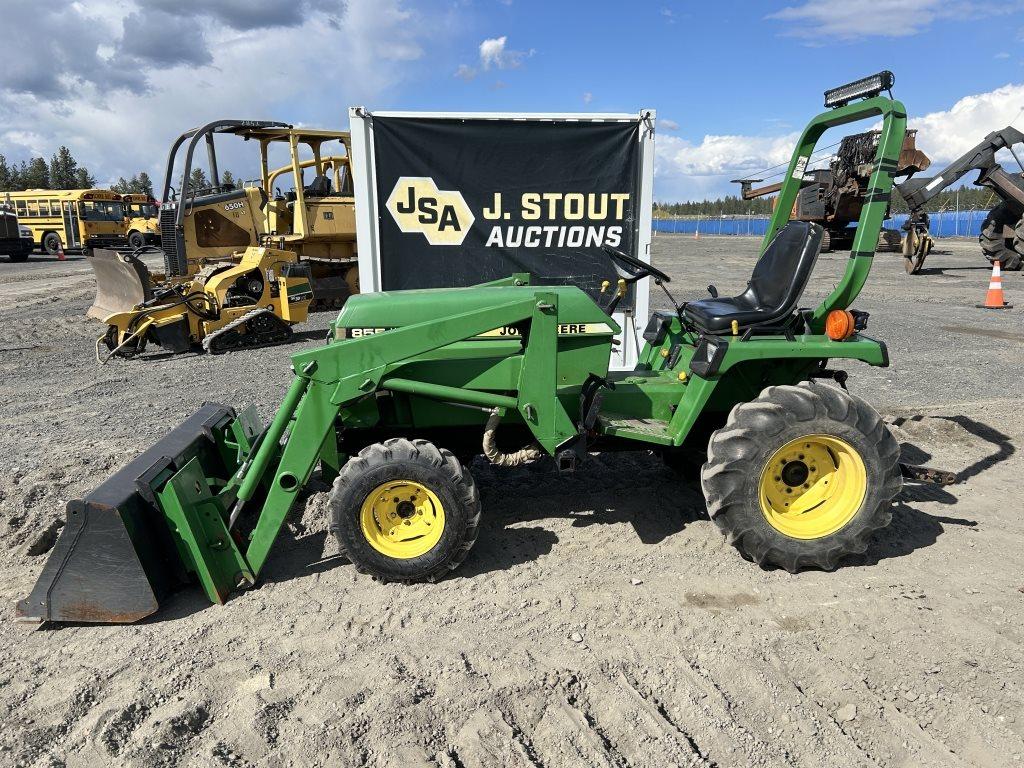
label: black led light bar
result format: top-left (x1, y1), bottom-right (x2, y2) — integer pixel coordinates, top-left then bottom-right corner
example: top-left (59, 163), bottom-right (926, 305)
top-left (824, 71), bottom-right (895, 108)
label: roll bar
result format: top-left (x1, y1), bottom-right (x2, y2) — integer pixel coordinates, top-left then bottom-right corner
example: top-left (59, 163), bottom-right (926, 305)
top-left (765, 95), bottom-right (908, 331)
top-left (159, 120), bottom-right (292, 230)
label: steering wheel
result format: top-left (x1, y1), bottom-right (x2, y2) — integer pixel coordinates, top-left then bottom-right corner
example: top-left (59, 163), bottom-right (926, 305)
top-left (602, 245), bottom-right (671, 283)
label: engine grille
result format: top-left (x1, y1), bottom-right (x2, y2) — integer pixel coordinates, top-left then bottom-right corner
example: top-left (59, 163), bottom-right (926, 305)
top-left (0, 211), bottom-right (17, 240)
top-left (158, 205), bottom-right (187, 276)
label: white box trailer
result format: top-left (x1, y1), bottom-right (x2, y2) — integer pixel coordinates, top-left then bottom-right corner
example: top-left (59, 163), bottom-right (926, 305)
top-left (348, 108), bottom-right (656, 370)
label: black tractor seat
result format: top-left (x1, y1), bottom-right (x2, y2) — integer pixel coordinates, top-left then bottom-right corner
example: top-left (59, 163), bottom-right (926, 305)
top-left (682, 221), bottom-right (824, 335)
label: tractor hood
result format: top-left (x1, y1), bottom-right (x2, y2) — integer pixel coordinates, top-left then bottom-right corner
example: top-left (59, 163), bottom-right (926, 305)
top-left (333, 284), bottom-right (620, 339)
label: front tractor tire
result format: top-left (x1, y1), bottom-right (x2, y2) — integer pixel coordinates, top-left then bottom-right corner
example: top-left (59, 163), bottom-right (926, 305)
top-left (329, 438), bottom-right (481, 583)
top-left (702, 382), bottom-right (901, 573)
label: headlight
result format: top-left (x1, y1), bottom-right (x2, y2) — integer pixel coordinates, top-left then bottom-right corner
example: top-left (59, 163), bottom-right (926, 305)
top-left (19, 226), bottom-right (32, 239)
top-left (824, 71), bottom-right (894, 108)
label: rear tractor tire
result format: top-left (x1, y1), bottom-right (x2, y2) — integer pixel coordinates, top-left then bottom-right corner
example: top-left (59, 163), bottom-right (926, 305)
top-left (1012, 217), bottom-right (1024, 272)
top-left (329, 438), bottom-right (481, 582)
top-left (701, 381), bottom-right (901, 572)
top-left (979, 203), bottom-right (1022, 271)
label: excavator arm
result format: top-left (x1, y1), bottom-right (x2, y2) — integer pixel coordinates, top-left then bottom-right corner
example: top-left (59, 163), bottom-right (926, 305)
top-left (896, 126), bottom-right (1024, 212)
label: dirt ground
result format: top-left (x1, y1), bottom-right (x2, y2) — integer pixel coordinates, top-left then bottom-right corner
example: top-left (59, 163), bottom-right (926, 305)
top-left (0, 237), bottom-right (1022, 768)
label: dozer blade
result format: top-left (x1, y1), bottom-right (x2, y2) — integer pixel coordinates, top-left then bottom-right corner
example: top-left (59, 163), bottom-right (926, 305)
top-left (16, 404), bottom-right (241, 625)
top-left (87, 249), bottom-right (153, 320)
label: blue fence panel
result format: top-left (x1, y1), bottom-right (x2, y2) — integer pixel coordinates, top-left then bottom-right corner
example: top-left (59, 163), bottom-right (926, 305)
top-left (653, 210), bottom-right (987, 238)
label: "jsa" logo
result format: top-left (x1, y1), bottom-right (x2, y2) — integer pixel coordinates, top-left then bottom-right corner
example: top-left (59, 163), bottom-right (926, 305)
top-left (385, 177), bottom-right (474, 246)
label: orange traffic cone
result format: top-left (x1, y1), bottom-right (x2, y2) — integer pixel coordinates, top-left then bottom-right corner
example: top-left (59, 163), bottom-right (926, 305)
top-left (977, 260), bottom-right (1012, 309)
top-left (56, 242), bottom-right (66, 261)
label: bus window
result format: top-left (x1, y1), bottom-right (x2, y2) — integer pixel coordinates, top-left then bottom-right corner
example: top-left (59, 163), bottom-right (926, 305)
top-left (15, 200), bottom-right (26, 217)
top-left (26, 200), bottom-right (39, 217)
top-left (49, 200), bottom-right (59, 216)
top-left (79, 201), bottom-right (125, 221)
top-left (38, 200), bottom-right (50, 217)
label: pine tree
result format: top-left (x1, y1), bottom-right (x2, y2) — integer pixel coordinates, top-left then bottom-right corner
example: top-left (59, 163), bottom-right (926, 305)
top-left (220, 170), bottom-right (236, 189)
top-left (112, 177), bottom-right (131, 194)
top-left (73, 167), bottom-right (96, 188)
top-left (0, 155), bottom-right (12, 192)
top-left (14, 161), bottom-right (29, 190)
top-left (136, 171), bottom-right (154, 196)
top-left (24, 157), bottom-right (51, 189)
top-left (48, 146), bottom-right (79, 189)
top-left (188, 168), bottom-right (209, 195)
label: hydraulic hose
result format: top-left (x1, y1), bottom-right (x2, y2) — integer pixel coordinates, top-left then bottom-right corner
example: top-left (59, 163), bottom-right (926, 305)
top-left (482, 409), bottom-right (544, 467)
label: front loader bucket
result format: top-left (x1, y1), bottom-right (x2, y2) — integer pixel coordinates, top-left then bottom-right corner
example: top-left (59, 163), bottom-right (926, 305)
top-left (16, 404), bottom-right (240, 625)
top-left (87, 249), bottom-right (152, 320)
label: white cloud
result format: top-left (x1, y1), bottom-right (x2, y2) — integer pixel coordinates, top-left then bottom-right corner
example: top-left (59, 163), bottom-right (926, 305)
top-left (767, 0), bottom-right (1012, 39)
top-left (0, 0), bottom-right (441, 187)
top-left (454, 64), bottom-right (477, 81)
top-left (905, 82), bottom-right (1024, 165)
top-left (655, 131), bottom-right (799, 201)
top-left (582, 92), bottom-right (593, 104)
top-left (659, 118), bottom-right (680, 131)
top-left (478, 35), bottom-right (533, 70)
top-left (995, 51), bottom-right (1012, 59)
top-left (661, 7), bottom-right (676, 23)
top-left (479, 37), bottom-right (507, 69)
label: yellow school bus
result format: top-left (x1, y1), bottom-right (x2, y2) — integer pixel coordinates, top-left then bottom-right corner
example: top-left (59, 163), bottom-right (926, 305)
top-left (121, 193), bottom-right (160, 249)
top-left (7, 189), bottom-right (128, 254)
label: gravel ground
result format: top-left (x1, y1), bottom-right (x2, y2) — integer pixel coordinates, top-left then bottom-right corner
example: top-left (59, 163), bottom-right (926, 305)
top-left (0, 237), bottom-right (1022, 767)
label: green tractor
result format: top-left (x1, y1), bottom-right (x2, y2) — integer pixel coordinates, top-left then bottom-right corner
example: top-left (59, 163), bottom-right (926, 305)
top-left (20, 75), bottom-right (910, 624)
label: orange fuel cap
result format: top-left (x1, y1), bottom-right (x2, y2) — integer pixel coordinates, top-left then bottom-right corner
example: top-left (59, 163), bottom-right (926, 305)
top-left (825, 309), bottom-right (856, 341)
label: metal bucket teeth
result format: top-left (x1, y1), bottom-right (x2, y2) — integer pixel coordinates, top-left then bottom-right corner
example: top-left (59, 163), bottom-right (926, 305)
top-left (16, 404), bottom-right (236, 625)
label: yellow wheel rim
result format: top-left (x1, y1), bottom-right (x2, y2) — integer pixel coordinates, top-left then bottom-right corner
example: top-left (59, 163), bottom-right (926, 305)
top-left (759, 435), bottom-right (867, 540)
top-left (360, 480), bottom-right (445, 559)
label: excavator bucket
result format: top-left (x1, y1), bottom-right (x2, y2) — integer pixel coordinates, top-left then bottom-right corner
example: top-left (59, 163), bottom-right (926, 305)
top-left (87, 249), bottom-right (153, 320)
top-left (16, 404), bottom-right (259, 625)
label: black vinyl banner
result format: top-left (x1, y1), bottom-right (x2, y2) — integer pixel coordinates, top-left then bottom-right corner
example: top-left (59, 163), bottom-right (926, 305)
top-left (371, 117), bottom-right (641, 309)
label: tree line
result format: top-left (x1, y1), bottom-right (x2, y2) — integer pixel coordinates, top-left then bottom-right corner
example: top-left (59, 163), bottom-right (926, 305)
top-left (0, 145), bottom-right (238, 200)
top-left (654, 185), bottom-right (1004, 218)
top-left (0, 147), bottom-right (97, 192)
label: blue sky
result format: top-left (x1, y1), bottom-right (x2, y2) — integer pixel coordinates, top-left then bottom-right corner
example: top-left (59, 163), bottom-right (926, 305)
top-left (1, 0), bottom-right (1023, 201)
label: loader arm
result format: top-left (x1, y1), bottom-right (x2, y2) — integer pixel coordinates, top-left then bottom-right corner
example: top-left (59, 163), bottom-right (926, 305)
top-left (236, 289), bottom-right (602, 574)
top-left (895, 126), bottom-right (1024, 212)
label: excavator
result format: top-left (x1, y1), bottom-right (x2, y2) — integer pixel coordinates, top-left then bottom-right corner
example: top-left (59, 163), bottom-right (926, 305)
top-left (89, 120), bottom-right (359, 357)
top-left (896, 126), bottom-right (1024, 273)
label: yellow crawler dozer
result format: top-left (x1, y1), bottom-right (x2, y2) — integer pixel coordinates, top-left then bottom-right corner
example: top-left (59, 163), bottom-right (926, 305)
top-left (89, 121), bottom-right (359, 356)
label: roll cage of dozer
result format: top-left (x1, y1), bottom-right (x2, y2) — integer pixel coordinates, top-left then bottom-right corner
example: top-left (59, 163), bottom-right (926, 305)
top-left (22, 73), bottom-right (942, 626)
top-left (897, 126), bottom-right (1024, 273)
top-left (159, 119), bottom-right (356, 279)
